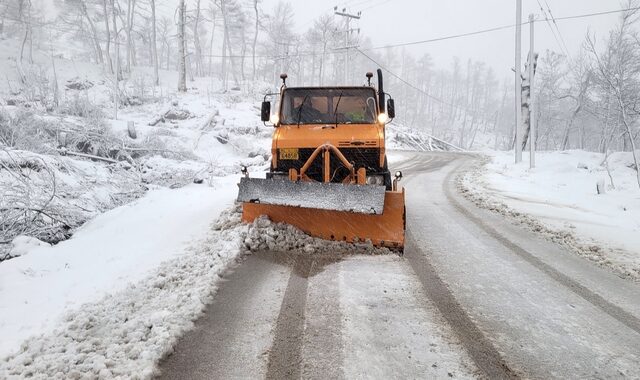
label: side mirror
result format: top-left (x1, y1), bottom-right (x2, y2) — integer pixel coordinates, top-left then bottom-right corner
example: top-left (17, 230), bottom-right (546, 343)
top-left (387, 99), bottom-right (395, 119)
top-left (261, 101), bottom-right (271, 122)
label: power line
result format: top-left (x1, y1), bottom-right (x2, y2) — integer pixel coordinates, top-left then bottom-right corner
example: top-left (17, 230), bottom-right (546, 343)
top-left (354, 47), bottom-right (457, 108)
top-left (362, 23), bottom-right (522, 51)
top-left (553, 6), bottom-right (640, 22)
top-left (335, 0), bottom-right (376, 11)
top-left (543, 0), bottom-right (571, 59)
top-left (360, 0), bottom-right (393, 12)
top-left (362, 5), bottom-right (640, 52)
top-left (535, 0), bottom-right (570, 58)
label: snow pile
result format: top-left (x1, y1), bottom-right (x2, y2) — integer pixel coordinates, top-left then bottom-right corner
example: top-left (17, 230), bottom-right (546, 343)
top-left (0, 178), bottom-right (239, 359)
top-left (7, 236), bottom-right (51, 258)
top-left (460, 150), bottom-right (640, 281)
top-left (243, 216), bottom-right (393, 256)
top-left (0, 203), bottom-right (246, 379)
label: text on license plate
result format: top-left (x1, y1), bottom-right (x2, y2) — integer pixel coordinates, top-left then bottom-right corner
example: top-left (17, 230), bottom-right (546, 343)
top-left (279, 148), bottom-right (299, 160)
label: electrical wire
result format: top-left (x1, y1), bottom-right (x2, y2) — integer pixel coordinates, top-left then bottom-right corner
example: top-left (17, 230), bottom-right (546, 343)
top-left (551, 6), bottom-right (640, 22)
top-left (360, 0), bottom-right (393, 12)
top-left (535, 0), bottom-right (568, 58)
top-left (361, 22), bottom-right (527, 51)
top-left (361, 5), bottom-right (640, 52)
top-left (543, 0), bottom-right (572, 59)
top-left (354, 47), bottom-right (457, 108)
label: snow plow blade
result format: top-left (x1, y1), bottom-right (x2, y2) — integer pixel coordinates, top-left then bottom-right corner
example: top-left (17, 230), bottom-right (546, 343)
top-left (237, 177), bottom-right (387, 214)
top-left (240, 186), bottom-right (405, 250)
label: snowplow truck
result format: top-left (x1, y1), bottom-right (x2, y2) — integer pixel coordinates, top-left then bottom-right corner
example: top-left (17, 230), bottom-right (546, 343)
top-left (237, 69), bottom-right (405, 251)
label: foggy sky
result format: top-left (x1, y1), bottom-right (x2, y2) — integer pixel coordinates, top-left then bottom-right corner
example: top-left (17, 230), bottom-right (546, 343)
top-left (263, 0), bottom-right (622, 78)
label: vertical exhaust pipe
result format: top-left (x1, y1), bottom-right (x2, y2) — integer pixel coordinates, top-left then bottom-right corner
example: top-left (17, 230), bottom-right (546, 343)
top-left (377, 68), bottom-right (385, 113)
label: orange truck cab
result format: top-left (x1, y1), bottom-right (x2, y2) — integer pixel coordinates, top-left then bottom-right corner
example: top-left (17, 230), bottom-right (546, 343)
top-left (266, 85), bottom-right (394, 189)
top-left (238, 70), bottom-right (406, 251)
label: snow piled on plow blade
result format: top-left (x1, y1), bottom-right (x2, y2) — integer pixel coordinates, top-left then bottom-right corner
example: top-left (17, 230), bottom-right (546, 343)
top-left (237, 177), bottom-right (387, 214)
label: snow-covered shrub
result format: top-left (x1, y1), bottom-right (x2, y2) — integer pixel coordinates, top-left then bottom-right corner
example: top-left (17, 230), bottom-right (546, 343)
top-left (64, 117), bottom-right (121, 158)
top-left (0, 106), bottom-right (127, 162)
top-left (59, 92), bottom-right (104, 119)
top-left (0, 109), bottom-right (56, 152)
top-left (0, 149), bottom-right (144, 261)
top-left (17, 64), bottom-right (58, 111)
top-left (226, 93), bottom-right (245, 104)
top-left (0, 150), bottom-right (70, 260)
top-left (118, 73), bottom-right (164, 106)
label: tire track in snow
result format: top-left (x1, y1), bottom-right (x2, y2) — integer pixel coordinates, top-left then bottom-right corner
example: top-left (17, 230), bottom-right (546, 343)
top-left (401, 152), bottom-right (518, 379)
top-left (444, 161), bottom-right (640, 336)
top-left (404, 230), bottom-right (518, 380)
top-left (266, 257), bottom-right (314, 379)
top-left (157, 253), bottom-right (290, 379)
top-left (301, 262), bottom-right (345, 379)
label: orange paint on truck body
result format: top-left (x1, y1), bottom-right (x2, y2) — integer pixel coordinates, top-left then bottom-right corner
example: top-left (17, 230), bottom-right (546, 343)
top-left (240, 84), bottom-right (405, 251)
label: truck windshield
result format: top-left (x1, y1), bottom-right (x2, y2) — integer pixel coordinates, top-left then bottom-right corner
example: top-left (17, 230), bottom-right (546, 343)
top-left (280, 88), bottom-right (378, 125)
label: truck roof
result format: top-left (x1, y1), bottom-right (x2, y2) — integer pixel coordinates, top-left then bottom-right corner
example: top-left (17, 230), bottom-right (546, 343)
top-left (283, 86), bottom-right (376, 91)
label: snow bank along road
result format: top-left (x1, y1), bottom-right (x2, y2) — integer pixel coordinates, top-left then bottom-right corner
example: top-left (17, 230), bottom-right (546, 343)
top-left (158, 152), bottom-right (640, 379)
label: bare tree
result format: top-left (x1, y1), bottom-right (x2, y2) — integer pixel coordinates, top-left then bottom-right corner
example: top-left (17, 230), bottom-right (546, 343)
top-left (102, 0), bottom-right (114, 73)
top-left (158, 16), bottom-right (172, 70)
top-left (177, 0), bottom-right (187, 92)
top-left (218, 0), bottom-right (243, 88)
top-left (205, 3), bottom-right (217, 76)
top-left (77, 0), bottom-right (104, 65)
top-left (586, 5), bottom-right (640, 187)
top-left (150, 0), bottom-right (159, 85)
top-left (521, 53), bottom-right (539, 151)
top-left (192, 0), bottom-right (203, 77)
top-left (123, 0), bottom-right (137, 72)
top-left (111, 0), bottom-right (121, 80)
top-left (18, 0), bottom-right (34, 69)
top-left (309, 14), bottom-right (335, 86)
top-left (252, 0), bottom-right (259, 81)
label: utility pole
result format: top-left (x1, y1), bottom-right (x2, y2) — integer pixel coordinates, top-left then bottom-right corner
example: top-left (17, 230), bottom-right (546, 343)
top-left (529, 13), bottom-right (536, 168)
top-left (334, 7), bottom-right (360, 84)
top-left (514, 0), bottom-right (523, 163)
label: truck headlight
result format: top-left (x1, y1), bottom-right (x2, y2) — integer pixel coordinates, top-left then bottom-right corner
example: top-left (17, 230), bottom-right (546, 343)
top-left (270, 114), bottom-right (279, 124)
top-left (377, 113), bottom-right (388, 123)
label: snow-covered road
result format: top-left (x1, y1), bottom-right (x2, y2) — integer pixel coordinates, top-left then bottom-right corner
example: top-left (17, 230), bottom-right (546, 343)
top-left (158, 152), bottom-right (640, 379)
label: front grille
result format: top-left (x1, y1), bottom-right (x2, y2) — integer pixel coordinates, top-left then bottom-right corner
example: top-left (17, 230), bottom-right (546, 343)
top-left (337, 140), bottom-right (377, 148)
top-left (276, 148), bottom-right (381, 183)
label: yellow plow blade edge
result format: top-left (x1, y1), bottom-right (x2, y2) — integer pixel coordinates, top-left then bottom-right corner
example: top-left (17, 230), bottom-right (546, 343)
top-left (242, 190), bottom-right (405, 250)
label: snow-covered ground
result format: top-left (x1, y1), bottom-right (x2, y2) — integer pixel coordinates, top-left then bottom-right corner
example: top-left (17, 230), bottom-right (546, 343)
top-left (0, 204), bottom-right (249, 378)
top-left (0, 178), bottom-right (238, 358)
top-left (462, 150), bottom-right (640, 281)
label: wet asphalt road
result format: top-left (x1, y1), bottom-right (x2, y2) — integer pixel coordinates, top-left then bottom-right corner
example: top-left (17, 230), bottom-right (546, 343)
top-left (158, 152), bottom-right (640, 379)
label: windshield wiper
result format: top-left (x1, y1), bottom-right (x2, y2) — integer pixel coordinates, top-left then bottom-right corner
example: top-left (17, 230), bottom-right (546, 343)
top-left (296, 95), bottom-right (309, 127)
top-left (333, 92), bottom-right (343, 129)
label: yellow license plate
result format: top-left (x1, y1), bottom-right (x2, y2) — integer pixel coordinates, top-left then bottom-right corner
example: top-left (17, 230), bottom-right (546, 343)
top-left (279, 148), bottom-right (299, 160)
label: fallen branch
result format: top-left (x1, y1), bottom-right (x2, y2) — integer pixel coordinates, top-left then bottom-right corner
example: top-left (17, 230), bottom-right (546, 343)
top-left (121, 146), bottom-right (183, 154)
top-left (57, 149), bottom-right (118, 163)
